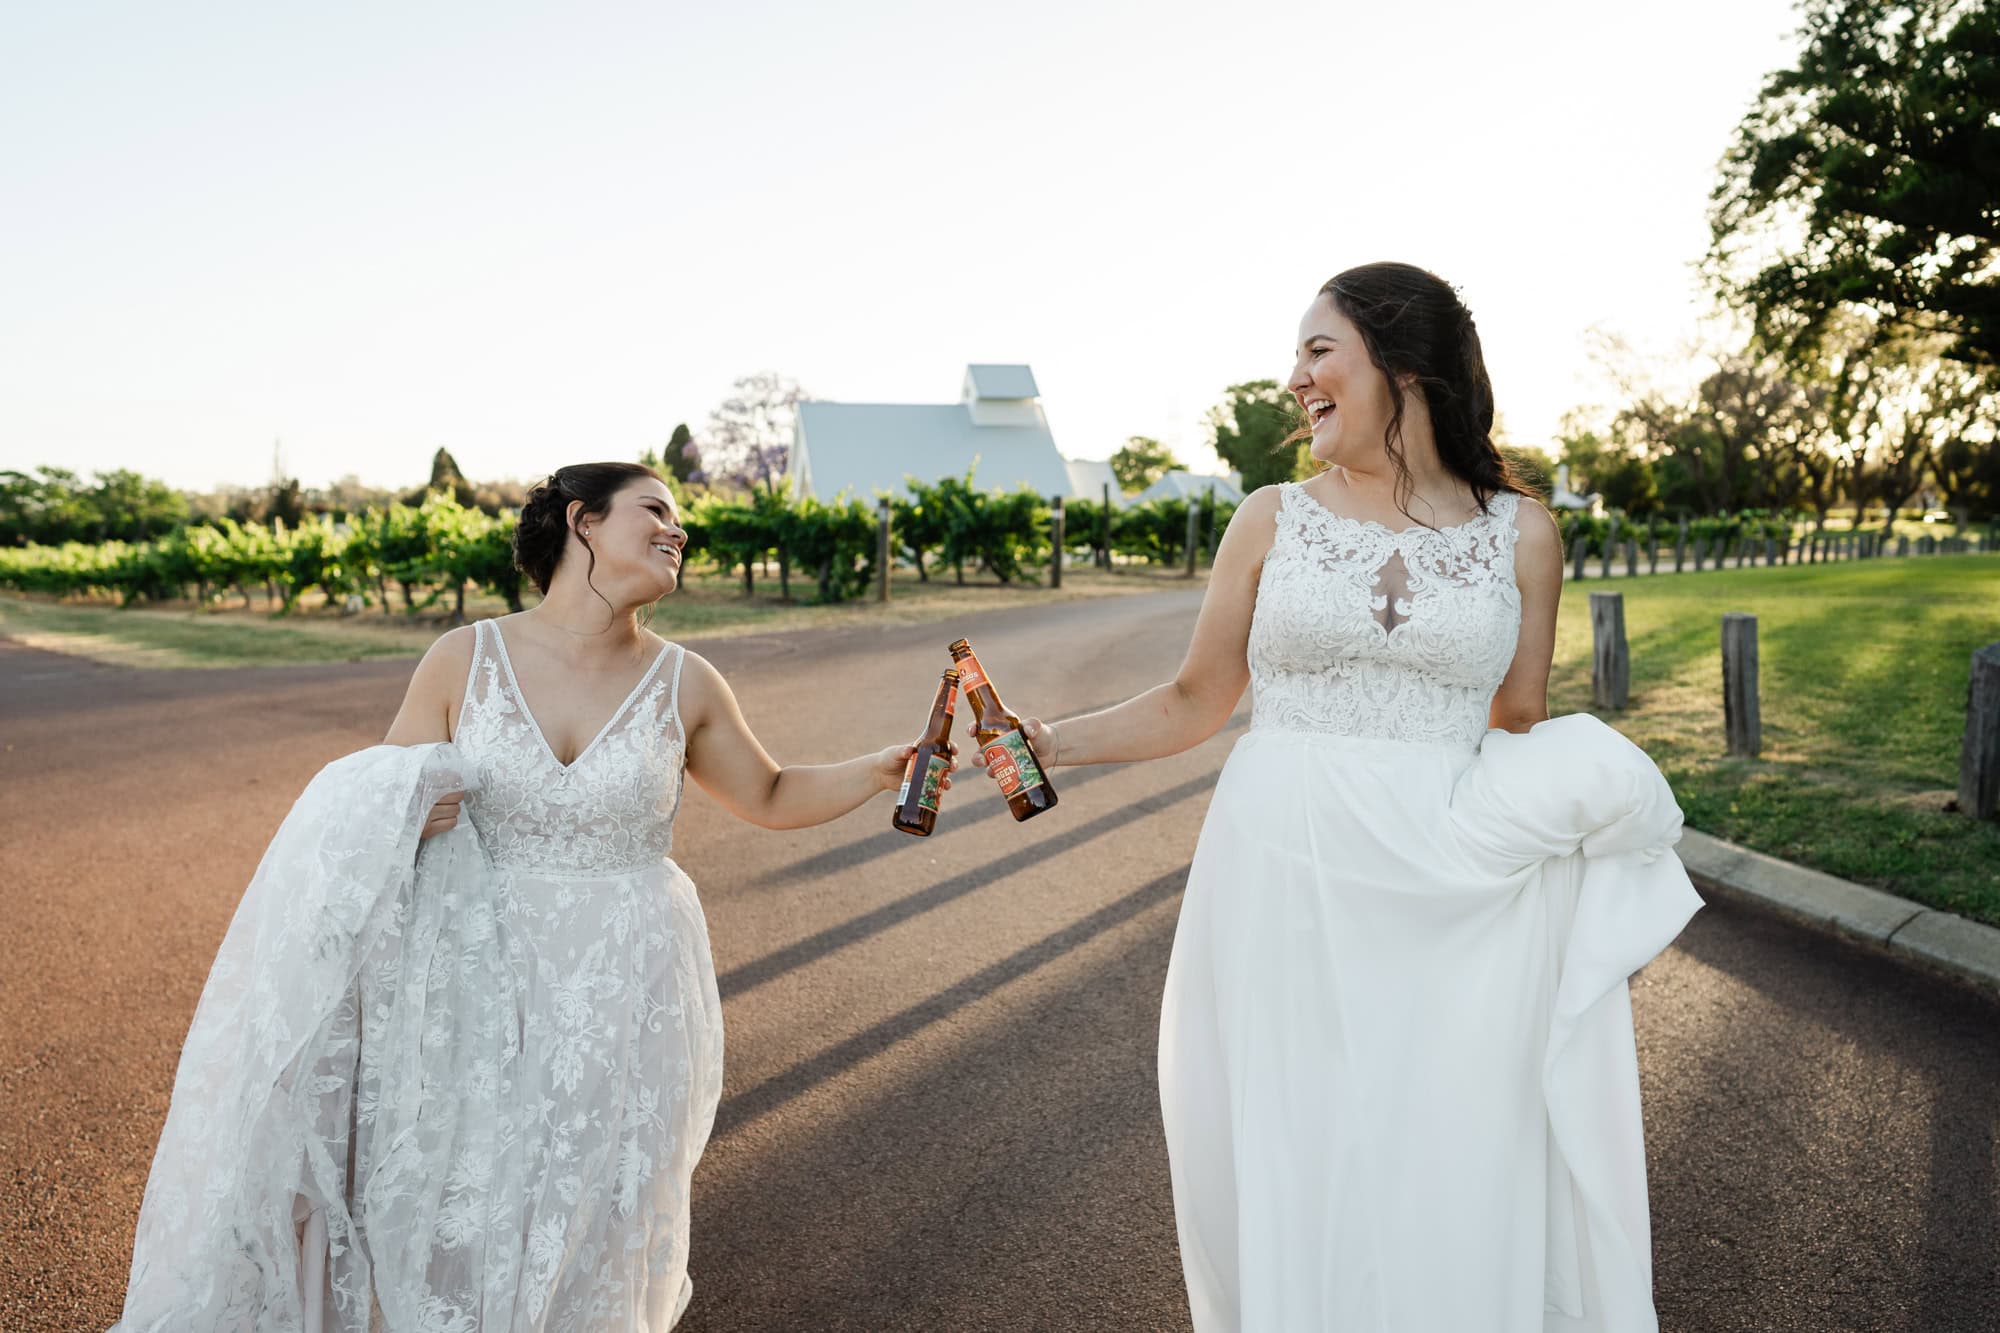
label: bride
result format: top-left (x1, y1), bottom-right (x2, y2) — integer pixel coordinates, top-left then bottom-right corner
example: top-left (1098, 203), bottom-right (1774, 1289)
top-left (1022, 264), bottom-right (1702, 1331)
top-left (115, 462), bottom-right (947, 1332)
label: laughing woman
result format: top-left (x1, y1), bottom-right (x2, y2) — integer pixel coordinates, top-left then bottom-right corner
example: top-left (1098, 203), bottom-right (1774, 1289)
top-left (1022, 265), bottom-right (1702, 1332)
top-left (115, 462), bottom-right (948, 1332)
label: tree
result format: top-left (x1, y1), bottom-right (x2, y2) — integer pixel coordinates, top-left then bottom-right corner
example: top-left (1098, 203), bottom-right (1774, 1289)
top-left (1206, 381), bottom-right (1305, 491)
top-left (1708, 0), bottom-right (2000, 375)
top-left (702, 372), bottom-right (805, 493)
top-left (1109, 436), bottom-right (1181, 492)
top-left (662, 423), bottom-right (699, 484)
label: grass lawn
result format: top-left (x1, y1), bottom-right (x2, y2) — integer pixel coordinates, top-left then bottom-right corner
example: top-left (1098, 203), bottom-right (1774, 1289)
top-left (0, 562), bottom-right (1199, 670)
top-left (1548, 555), bottom-right (2000, 926)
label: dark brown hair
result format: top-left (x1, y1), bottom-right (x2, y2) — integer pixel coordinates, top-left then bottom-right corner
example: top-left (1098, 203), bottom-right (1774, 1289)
top-left (1309, 261), bottom-right (1526, 521)
top-left (513, 462), bottom-right (665, 598)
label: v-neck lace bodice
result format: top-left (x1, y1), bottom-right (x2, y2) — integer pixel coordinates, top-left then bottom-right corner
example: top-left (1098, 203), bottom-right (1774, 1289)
top-left (455, 618), bottom-right (690, 876)
top-left (1247, 482), bottom-right (1523, 749)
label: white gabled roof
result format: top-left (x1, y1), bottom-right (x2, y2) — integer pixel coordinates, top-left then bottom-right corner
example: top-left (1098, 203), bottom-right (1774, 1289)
top-left (793, 400), bottom-right (1073, 502)
top-left (1063, 458), bottom-right (1124, 507)
top-left (1133, 470), bottom-right (1245, 505)
top-left (965, 364), bottom-right (1040, 400)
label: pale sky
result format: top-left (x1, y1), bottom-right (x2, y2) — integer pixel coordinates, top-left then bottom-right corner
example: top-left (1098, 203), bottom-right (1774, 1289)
top-left (0, 0), bottom-right (1803, 492)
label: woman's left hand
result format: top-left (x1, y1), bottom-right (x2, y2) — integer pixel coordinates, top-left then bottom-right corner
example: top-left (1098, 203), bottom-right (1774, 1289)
top-left (876, 741), bottom-right (960, 793)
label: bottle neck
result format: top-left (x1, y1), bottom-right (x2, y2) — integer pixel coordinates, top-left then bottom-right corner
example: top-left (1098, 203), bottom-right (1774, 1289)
top-left (953, 649), bottom-right (1005, 719)
top-left (925, 681), bottom-right (958, 742)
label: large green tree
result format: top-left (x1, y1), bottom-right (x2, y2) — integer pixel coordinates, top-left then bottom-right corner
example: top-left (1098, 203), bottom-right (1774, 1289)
top-left (1708, 0), bottom-right (2000, 373)
top-left (1206, 380), bottom-right (1305, 491)
top-left (1109, 436), bottom-right (1181, 492)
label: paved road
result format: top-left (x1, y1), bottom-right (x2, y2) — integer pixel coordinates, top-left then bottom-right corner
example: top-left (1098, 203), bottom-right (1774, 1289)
top-left (3, 593), bottom-right (1997, 1332)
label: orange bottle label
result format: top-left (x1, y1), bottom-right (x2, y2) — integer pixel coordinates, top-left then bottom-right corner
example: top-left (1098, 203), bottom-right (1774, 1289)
top-left (956, 654), bottom-right (988, 695)
top-left (982, 730), bottom-right (1045, 797)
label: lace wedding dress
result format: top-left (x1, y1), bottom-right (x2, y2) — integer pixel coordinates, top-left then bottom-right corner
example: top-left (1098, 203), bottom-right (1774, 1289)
top-left (1159, 483), bottom-right (1702, 1332)
top-left (115, 620), bottom-right (724, 1333)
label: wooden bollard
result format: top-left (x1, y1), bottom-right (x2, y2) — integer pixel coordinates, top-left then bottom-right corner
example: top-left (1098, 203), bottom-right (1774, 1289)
top-left (1050, 495), bottom-right (1065, 590)
top-left (1723, 613), bottom-right (1761, 756)
top-left (877, 499), bottom-right (893, 602)
top-left (1674, 531), bottom-right (1686, 573)
top-left (1590, 591), bottom-right (1630, 710)
top-left (1602, 518), bottom-right (1617, 579)
top-left (1960, 643), bottom-right (2000, 821)
top-left (1898, 534), bottom-right (1910, 557)
top-left (1184, 503), bottom-right (1199, 577)
top-left (1572, 536), bottom-right (1589, 582)
top-left (1693, 537), bottom-right (1706, 572)
top-left (1648, 534), bottom-right (1659, 574)
top-left (1764, 537), bottom-right (1777, 565)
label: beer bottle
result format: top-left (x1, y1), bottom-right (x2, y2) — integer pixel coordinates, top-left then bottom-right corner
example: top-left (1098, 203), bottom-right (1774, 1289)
top-left (893, 668), bottom-right (960, 837)
top-left (947, 637), bottom-right (1058, 822)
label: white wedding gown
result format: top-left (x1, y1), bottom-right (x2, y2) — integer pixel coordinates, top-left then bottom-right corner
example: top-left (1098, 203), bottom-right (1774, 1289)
top-left (115, 620), bottom-right (724, 1332)
top-left (1160, 483), bottom-right (1702, 1332)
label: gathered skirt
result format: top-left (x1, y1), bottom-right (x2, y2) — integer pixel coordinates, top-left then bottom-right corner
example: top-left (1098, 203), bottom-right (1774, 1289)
top-left (1160, 717), bottom-right (1701, 1333)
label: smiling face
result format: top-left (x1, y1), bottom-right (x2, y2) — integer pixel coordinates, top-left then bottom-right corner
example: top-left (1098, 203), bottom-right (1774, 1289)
top-left (569, 477), bottom-right (688, 602)
top-left (1288, 292), bottom-right (1400, 469)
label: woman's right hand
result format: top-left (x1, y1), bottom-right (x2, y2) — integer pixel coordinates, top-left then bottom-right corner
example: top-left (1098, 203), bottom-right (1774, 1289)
top-left (420, 791), bottom-right (466, 840)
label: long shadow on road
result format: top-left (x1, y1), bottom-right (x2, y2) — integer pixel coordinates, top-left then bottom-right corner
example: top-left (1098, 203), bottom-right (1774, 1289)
top-left (718, 768), bottom-right (1220, 1003)
top-left (685, 872), bottom-right (1190, 1333)
top-left (715, 866), bottom-right (1192, 1140)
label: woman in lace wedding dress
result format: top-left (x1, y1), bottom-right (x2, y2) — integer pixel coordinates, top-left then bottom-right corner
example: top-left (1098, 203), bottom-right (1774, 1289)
top-left (116, 463), bottom-right (944, 1333)
top-left (1023, 264), bottom-right (1701, 1331)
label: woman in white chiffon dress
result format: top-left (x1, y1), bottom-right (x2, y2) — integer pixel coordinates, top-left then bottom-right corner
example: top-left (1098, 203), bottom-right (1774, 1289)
top-left (1023, 264), bottom-right (1701, 1331)
top-left (115, 462), bottom-right (949, 1332)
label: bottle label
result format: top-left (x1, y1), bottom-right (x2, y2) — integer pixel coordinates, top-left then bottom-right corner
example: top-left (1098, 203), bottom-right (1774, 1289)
top-left (944, 687), bottom-right (957, 716)
top-left (982, 729), bottom-right (1046, 798)
top-left (956, 654), bottom-right (988, 694)
top-left (898, 752), bottom-right (950, 813)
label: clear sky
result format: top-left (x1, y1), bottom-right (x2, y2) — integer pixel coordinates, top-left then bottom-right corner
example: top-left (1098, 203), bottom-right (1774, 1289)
top-left (0, 0), bottom-right (1803, 492)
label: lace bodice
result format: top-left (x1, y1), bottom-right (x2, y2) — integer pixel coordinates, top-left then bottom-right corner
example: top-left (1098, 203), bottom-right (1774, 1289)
top-left (1248, 483), bottom-right (1523, 748)
top-left (454, 619), bottom-right (689, 875)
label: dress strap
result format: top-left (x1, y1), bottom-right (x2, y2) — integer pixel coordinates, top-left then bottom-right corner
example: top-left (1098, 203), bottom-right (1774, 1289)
top-left (456, 620), bottom-right (492, 733)
top-left (667, 644), bottom-right (687, 723)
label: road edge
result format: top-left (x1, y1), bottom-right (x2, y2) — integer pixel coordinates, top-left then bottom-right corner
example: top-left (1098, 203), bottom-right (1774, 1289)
top-left (1676, 827), bottom-right (2000, 1002)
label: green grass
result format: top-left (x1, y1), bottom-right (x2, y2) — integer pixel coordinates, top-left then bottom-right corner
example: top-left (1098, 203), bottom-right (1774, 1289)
top-left (1550, 555), bottom-right (2000, 926)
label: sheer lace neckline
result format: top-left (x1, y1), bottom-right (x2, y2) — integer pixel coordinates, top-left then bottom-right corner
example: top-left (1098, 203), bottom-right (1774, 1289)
top-left (1284, 480), bottom-right (1513, 538)
top-left (487, 620), bottom-right (673, 771)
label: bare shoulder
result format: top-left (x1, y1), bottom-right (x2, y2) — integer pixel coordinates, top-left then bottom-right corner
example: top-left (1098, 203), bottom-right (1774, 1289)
top-left (1219, 484), bottom-right (1286, 557)
top-left (673, 648), bottom-right (732, 726)
top-left (385, 623), bottom-right (479, 745)
top-left (1507, 494), bottom-right (1564, 583)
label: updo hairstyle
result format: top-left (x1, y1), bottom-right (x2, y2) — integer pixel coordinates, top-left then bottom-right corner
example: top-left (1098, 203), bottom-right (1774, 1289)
top-left (513, 462), bottom-right (666, 596)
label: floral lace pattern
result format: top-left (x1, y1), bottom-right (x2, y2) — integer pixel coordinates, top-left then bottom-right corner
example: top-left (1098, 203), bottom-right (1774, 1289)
top-left (115, 624), bottom-right (726, 1333)
top-left (458, 619), bottom-right (688, 875)
top-left (1248, 483), bottom-right (1523, 748)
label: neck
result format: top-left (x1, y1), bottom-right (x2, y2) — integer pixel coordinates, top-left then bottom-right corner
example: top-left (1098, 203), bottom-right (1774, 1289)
top-left (524, 578), bottom-right (648, 654)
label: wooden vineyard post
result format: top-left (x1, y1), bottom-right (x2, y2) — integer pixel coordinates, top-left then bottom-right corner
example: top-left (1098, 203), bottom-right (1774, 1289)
top-left (1101, 482), bottom-right (1113, 569)
top-left (1959, 643), bottom-right (2000, 821)
top-left (1049, 495), bottom-right (1065, 590)
top-left (1722, 613), bottom-right (1761, 756)
top-left (1590, 591), bottom-right (1629, 710)
top-left (875, 499), bottom-right (893, 602)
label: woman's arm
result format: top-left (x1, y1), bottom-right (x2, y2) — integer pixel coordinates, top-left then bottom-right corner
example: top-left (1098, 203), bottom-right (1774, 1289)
top-left (1487, 498), bottom-right (1563, 734)
top-left (1021, 486), bottom-right (1280, 768)
top-left (680, 651), bottom-right (948, 830)
top-left (383, 626), bottom-right (475, 838)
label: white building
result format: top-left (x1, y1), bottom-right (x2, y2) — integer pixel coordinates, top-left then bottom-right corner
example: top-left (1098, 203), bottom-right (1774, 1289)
top-left (789, 364), bottom-right (1075, 502)
top-left (1064, 458), bottom-right (1124, 508)
top-left (1132, 469), bottom-right (1245, 506)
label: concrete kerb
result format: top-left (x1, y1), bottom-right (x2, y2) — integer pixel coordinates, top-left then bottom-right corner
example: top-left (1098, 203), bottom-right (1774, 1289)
top-left (1676, 828), bottom-right (2000, 1003)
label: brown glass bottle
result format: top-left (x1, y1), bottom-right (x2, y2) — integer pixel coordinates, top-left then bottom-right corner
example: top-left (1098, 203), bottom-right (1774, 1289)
top-left (947, 637), bottom-right (1058, 822)
top-left (893, 668), bottom-right (960, 837)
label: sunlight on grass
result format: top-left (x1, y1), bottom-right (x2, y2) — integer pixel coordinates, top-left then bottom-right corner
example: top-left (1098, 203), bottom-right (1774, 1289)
top-left (1553, 556), bottom-right (2000, 925)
